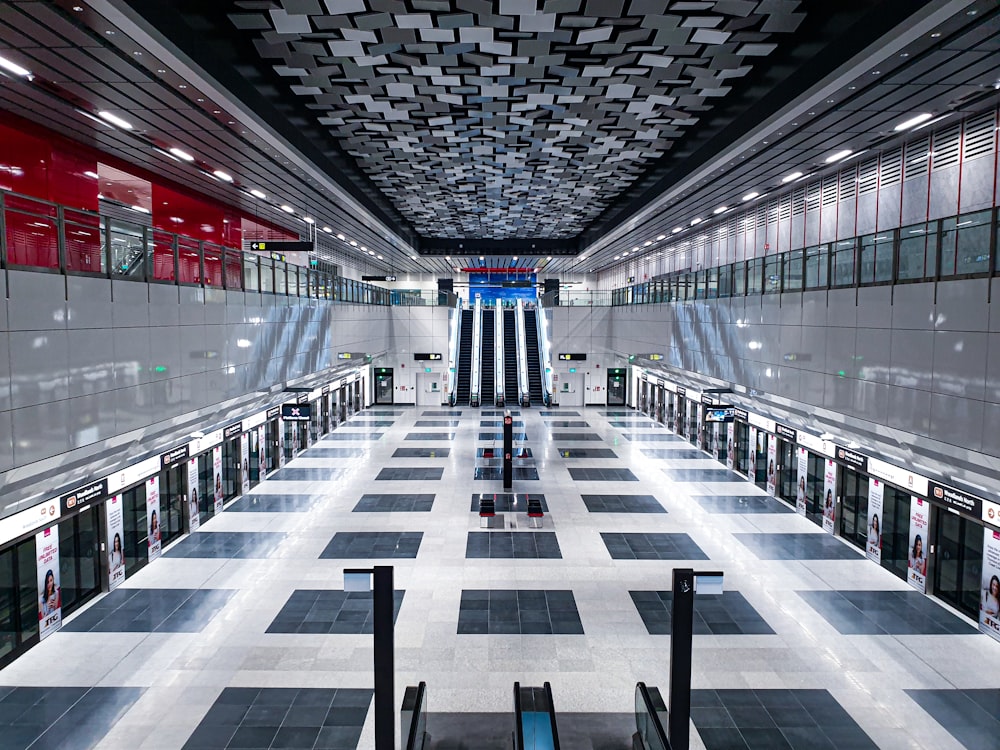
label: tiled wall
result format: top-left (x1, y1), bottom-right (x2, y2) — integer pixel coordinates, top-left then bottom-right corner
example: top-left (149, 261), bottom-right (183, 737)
top-left (608, 277), bottom-right (1000, 458)
top-left (0, 269), bottom-right (394, 490)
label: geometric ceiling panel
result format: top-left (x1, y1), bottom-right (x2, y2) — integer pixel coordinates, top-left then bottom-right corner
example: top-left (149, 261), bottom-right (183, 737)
top-left (231, 0), bottom-right (805, 239)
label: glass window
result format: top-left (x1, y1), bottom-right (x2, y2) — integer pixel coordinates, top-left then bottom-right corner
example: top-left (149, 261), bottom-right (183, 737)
top-left (58, 507), bottom-right (100, 616)
top-left (805, 453), bottom-right (825, 527)
top-left (177, 240), bottom-right (201, 285)
top-left (881, 486), bottom-right (911, 581)
top-left (243, 255), bottom-right (259, 291)
top-left (858, 232), bottom-right (895, 285)
top-left (63, 210), bottom-right (104, 274)
top-left (898, 223), bottom-right (938, 281)
top-left (705, 267), bottom-right (719, 298)
top-left (203, 245), bottom-right (223, 287)
top-left (838, 467), bottom-right (870, 551)
top-left (782, 249), bottom-right (803, 292)
top-left (733, 262), bottom-right (746, 296)
top-left (224, 250), bottom-right (243, 289)
top-left (259, 258), bottom-right (274, 293)
top-left (4, 206), bottom-right (60, 269)
top-left (746, 258), bottom-right (763, 295)
top-left (151, 231), bottom-right (176, 282)
top-left (122, 483), bottom-right (149, 577)
top-left (763, 255), bottom-right (781, 294)
top-left (804, 245), bottom-right (829, 289)
top-left (274, 261), bottom-right (287, 295)
top-left (942, 209), bottom-right (992, 276)
top-left (831, 240), bottom-right (856, 287)
top-left (109, 220), bottom-right (145, 278)
top-left (718, 264), bottom-right (731, 297)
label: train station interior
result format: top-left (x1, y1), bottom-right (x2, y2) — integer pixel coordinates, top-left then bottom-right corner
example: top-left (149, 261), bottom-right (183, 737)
top-left (0, 1), bottom-right (999, 748)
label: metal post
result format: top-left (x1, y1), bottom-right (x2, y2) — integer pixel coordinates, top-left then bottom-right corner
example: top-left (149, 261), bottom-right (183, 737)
top-left (373, 565), bottom-right (395, 750)
top-left (503, 411), bottom-right (513, 490)
top-left (668, 567), bottom-right (695, 750)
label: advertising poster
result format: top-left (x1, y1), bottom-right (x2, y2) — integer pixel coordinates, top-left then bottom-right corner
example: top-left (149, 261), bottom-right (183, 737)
top-left (713, 424), bottom-right (722, 460)
top-left (257, 424), bottom-right (267, 480)
top-left (795, 447), bottom-right (808, 516)
top-left (980, 528), bottom-right (1000, 643)
top-left (240, 435), bottom-right (250, 495)
top-left (822, 458), bottom-right (837, 534)
top-left (726, 423), bottom-right (735, 470)
top-left (907, 496), bottom-right (929, 592)
top-left (106, 494), bottom-right (126, 591)
top-left (36, 525), bottom-right (61, 640)
top-left (146, 475), bottom-right (162, 562)
top-left (278, 423), bottom-right (285, 468)
top-left (213, 446), bottom-right (224, 515)
top-left (765, 433), bottom-right (777, 496)
top-left (187, 457), bottom-right (200, 532)
top-left (748, 426), bottom-right (757, 479)
top-left (866, 478), bottom-right (884, 564)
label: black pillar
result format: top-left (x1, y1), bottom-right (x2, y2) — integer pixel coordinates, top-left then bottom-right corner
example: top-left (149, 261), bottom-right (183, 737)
top-left (373, 565), bottom-right (395, 750)
top-left (502, 411), bottom-right (513, 490)
top-left (668, 567), bottom-right (695, 750)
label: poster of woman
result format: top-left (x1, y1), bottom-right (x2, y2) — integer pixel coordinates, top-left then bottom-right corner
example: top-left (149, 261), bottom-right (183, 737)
top-left (866, 478), bottom-right (884, 564)
top-left (765, 434), bottom-right (777, 496)
top-left (187, 457), bottom-right (200, 532)
top-left (213, 445), bottom-right (224, 514)
top-left (980, 528), bottom-right (1000, 643)
top-left (795, 447), bottom-right (808, 516)
top-left (907, 496), bottom-right (929, 592)
top-left (241, 436), bottom-right (250, 495)
top-left (35, 526), bottom-right (61, 639)
top-left (146, 476), bottom-right (162, 561)
top-left (257, 424), bottom-right (267, 480)
top-left (822, 459), bottom-right (837, 534)
top-left (105, 494), bottom-right (126, 591)
top-left (725, 422), bottom-right (735, 470)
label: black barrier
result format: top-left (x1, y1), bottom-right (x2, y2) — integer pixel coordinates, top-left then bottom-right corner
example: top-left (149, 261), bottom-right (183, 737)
top-left (503, 411), bottom-right (513, 489)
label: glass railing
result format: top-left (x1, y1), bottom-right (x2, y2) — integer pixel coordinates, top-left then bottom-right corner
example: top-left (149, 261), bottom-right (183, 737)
top-left (390, 289), bottom-right (458, 306)
top-left (0, 188), bottom-right (433, 306)
top-left (634, 683), bottom-right (671, 750)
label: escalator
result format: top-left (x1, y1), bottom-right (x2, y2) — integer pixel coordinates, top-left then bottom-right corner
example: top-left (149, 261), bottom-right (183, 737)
top-left (455, 309), bottom-right (473, 405)
top-left (503, 309), bottom-right (518, 405)
top-left (523, 308), bottom-right (544, 405)
top-left (481, 309), bottom-right (495, 407)
top-left (514, 682), bottom-right (561, 750)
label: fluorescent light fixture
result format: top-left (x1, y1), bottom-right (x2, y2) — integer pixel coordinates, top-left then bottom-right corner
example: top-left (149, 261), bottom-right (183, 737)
top-left (236, 339), bottom-right (251, 348)
top-left (614, 255), bottom-right (621, 260)
top-left (360, 246), bottom-right (368, 252)
top-left (513, 256), bottom-right (518, 260)
top-left (479, 256), bottom-right (484, 260)
top-left (632, 246), bottom-right (640, 251)
top-left (322, 226), bottom-right (332, 233)
top-left (249, 188), bottom-right (266, 199)
top-left (349, 240), bottom-right (358, 247)
top-left (781, 171), bottom-right (803, 183)
top-left (893, 113), bottom-right (933, 131)
top-left (83, 171), bottom-right (99, 179)
top-left (672, 227), bottom-right (683, 234)
top-left (713, 206), bottom-right (728, 214)
top-left (280, 205), bottom-right (295, 214)
top-left (690, 217), bottom-right (702, 225)
top-left (656, 235), bottom-right (665, 241)
top-left (824, 149), bottom-right (853, 164)
top-left (97, 111), bottom-right (133, 130)
top-left (0, 55), bottom-right (31, 77)
top-left (303, 217), bottom-right (315, 224)
top-left (445, 255), bottom-right (451, 260)
top-left (337, 233), bottom-right (346, 240)
top-left (411, 255), bottom-right (417, 260)
top-left (376, 254), bottom-right (383, 260)
top-left (169, 147), bottom-right (194, 162)
top-left (213, 170), bottom-right (233, 182)
top-left (130, 205), bottom-right (149, 213)
top-left (644, 240), bottom-right (653, 246)
top-left (546, 256), bottom-right (552, 261)
top-left (742, 191), bottom-right (760, 201)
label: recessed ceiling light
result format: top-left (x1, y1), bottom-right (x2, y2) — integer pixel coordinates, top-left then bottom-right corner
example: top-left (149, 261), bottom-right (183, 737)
top-left (479, 256), bottom-right (484, 260)
top-left (72, 5), bottom-right (83, 10)
top-left (303, 217), bottom-right (314, 224)
top-left (547, 256), bottom-right (552, 261)
top-left (445, 255), bottom-right (451, 260)
top-left (249, 188), bottom-right (266, 199)
top-left (513, 256), bottom-right (518, 260)
top-left (168, 147), bottom-right (194, 162)
top-left (824, 149), bottom-right (853, 164)
top-left (361, 246), bottom-right (368, 252)
top-left (281, 205), bottom-right (295, 214)
top-left (337, 233), bottom-right (346, 240)
top-left (0, 55), bottom-right (31, 77)
top-left (376, 254), bottom-right (383, 260)
top-left (411, 255), bottom-right (417, 260)
top-left (644, 241), bottom-right (653, 246)
top-left (742, 191), bottom-right (760, 201)
top-left (83, 171), bottom-right (99, 179)
top-left (690, 217), bottom-right (702, 225)
top-left (97, 111), bottom-right (133, 130)
top-left (893, 113), bottom-right (934, 131)
top-left (349, 240), bottom-right (358, 247)
top-left (632, 246), bottom-right (640, 252)
top-left (614, 255), bottom-right (620, 260)
top-left (781, 171), bottom-right (803, 183)
top-left (621, 251), bottom-right (629, 256)
top-left (713, 206), bottom-right (728, 214)
top-left (368, 250), bottom-right (375, 256)
top-left (656, 235), bottom-right (665, 241)
top-left (322, 226), bottom-right (332, 233)
top-left (213, 170), bottom-right (233, 182)
top-left (672, 227), bottom-right (683, 234)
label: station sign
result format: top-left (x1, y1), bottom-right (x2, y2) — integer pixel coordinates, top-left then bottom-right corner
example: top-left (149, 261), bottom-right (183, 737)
top-left (282, 404), bottom-right (311, 421)
top-left (414, 353), bottom-right (442, 361)
top-left (160, 445), bottom-right (190, 469)
top-left (558, 353), bottom-right (586, 361)
top-left (60, 479), bottom-right (108, 516)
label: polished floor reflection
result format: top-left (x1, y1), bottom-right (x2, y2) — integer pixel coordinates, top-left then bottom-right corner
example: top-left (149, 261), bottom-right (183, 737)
top-left (3, 404), bottom-right (997, 750)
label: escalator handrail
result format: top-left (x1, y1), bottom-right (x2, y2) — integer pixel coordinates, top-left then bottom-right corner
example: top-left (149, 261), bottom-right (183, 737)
top-left (448, 299), bottom-right (462, 405)
top-left (495, 307), bottom-right (505, 404)
top-left (515, 299), bottom-right (530, 404)
top-left (635, 682), bottom-right (671, 750)
top-left (513, 681), bottom-right (525, 750)
top-left (405, 681), bottom-right (427, 750)
top-left (543, 681), bottom-right (561, 750)
top-left (470, 298), bottom-right (482, 405)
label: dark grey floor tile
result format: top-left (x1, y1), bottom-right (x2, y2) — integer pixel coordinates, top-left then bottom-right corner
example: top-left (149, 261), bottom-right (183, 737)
top-left (556, 448), bottom-right (617, 458)
top-left (478, 432), bottom-right (529, 441)
top-left (266, 590), bottom-right (404, 634)
top-left (63, 588), bottom-right (236, 633)
top-left (0, 687), bottom-right (145, 750)
top-left (906, 689), bottom-right (1000, 749)
top-left (601, 532), bottom-right (709, 560)
top-left (405, 432), bottom-right (455, 440)
top-left (391, 447), bottom-right (450, 458)
top-left (662, 468), bottom-right (746, 482)
top-left (620, 433), bottom-right (687, 442)
top-left (733, 533), bottom-right (863, 560)
top-left (630, 590), bottom-right (775, 635)
top-left (474, 467), bottom-right (540, 480)
top-left (465, 532), bottom-right (562, 559)
top-left (353, 494), bottom-right (435, 512)
top-left (545, 420), bottom-right (590, 427)
top-left (321, 432), bottom-right (384, 441)
top-left (477, 447), bottom-right (533, 457)
top-left (165, 531), bottom-right (287, 559)
top-left (481, 410), bottom-right (520, 416)
top-left (640, 448), bottom-right (710, 459)
top-left (183, 687), bottom-right (372, 750)
top-left (270, 468), bottom-right (346, 482)
top-left (568, 467), bottom-right (638, 481)
top-left (609, 420), bottom-right (657, 428)
top-left (539, 411), bottom-right (581, 416)
top-left (481, 420), bottom-right (524, 427)
top-left (319, 531), bottom-right (423, 559)
top-left (796, 590), bottom-right (977, 635)
top-left (600, 411), bottom-right (636, 416)
top-left (301, 448), bottom-right (366, 458)
top-left (470, 493), bottom-right (548, 512)
top-left (413, 420), bottom-right (461, 427)
top-left (693, 495), bottom-right (795, 514)
top-left (229, 494), bottom-right (322, 512)
top-left (457, 589), bottom-right (583, 634)
top-left (423, 410), bottom-right (462, 416)
top-left (551, 432), bottom-right (604, 441)
top-left (581, 494), bottom-right (665, 513)
top-left (375, 467), bottom-right (443, 481)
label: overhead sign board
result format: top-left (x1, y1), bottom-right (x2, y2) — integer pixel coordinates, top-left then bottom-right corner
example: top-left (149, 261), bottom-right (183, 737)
top-left (929, 481), bottom-right (983, 520)
top-left (703, 407), bottom-right (735, 423)
top-left (835, 445), bottom-right (868, 473)
top-left (362, 275), bottom-right (396, 282)
top-left (282, 404), bottom-right (311, 421)
top-left (775, 424), bottom-right (797, 442)
top-left (60, 479), bottom-right (108, 516)
top-left (160, 445), bottom-right (190, 469)
top-left (414, 353), bottom-right (442, 361)
top-left (249, 241), bottom-right (312, 253)
top-left (558, 353), bottom-right (586, 361)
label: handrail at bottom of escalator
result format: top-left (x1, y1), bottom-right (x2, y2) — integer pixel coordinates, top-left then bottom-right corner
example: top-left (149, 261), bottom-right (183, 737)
top-left (513, 682), bottom-right (524, 750)
top-left (543, 682), bottom-right (561, 750)
top-left (404, 681), bottom-right (427, 750)
top-left (635, 682), bottom-right (671, 750)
